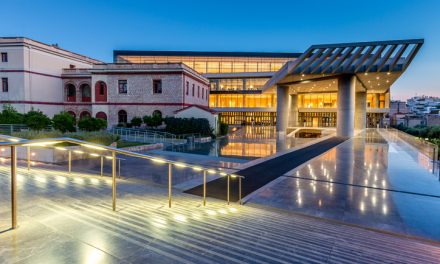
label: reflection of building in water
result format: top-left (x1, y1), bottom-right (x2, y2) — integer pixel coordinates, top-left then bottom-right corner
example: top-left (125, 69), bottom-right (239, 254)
top-left (220, 142), bottom-right (276, 158)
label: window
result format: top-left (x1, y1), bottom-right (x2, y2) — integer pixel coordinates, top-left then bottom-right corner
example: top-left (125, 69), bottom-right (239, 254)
top-left (1, 53), bottom-right (7, 62)
top-left (2, 78), bottom-right (8, 92)
top-left (206, 89), bottom-right (208, 100)
top-left (197, 86), bottom-right (200, 98)
top-left (186, 81), bottom-right (189, 95)
top-left (192, 84), bottom-right (195, 96)
top-left (202, 87), bottom-right (204, 99)
top-left (153, 80), bottom-right (162, 94)
top-left (99, 82), bottom-right (105, 95)
top-left (118, 80), bottom-right (127, 94)
top-left (118, 110), bottom-right (128, 124)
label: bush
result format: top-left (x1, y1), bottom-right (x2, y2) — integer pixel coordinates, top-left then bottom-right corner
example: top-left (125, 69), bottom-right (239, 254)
top-left (52, 112), bottom-right (76, 133)
top-left (78, 117), bottom-right (107, 132)
top-left (0, 105), bottom-right (24, 124)
top-left (12, 130), bottom-right (119, 146)
top-left (143, 114), bottom-right (162, 128)
top-left (164, 117), bottom-right (213, 136)
top-left (24, 109), bottom-right (51, 130)
top-left (131, 117), bottom-right (142, 127)
top-left (219, 122), bottom-right (229, 136)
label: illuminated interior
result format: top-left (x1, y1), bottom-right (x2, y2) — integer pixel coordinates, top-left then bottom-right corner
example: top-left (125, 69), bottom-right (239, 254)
top-left (210, 94), bottom-right (276, 108)
top-left (298, 93), bottom-right (338, 108)
top-left (116, 56), bottom-right (293, 74)
top-left (210, 78), bottom-right (270, 91)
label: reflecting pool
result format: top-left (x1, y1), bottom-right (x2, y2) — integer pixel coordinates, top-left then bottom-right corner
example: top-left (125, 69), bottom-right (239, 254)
top-left (166, 126), bottom-right (316, 160)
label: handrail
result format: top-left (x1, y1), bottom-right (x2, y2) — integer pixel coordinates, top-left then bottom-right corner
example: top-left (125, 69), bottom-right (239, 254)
top-left (0, 133), bottom-right (244, 230)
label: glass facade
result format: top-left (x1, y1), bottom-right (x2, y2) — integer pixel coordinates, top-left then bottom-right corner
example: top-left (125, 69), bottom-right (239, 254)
top-left (210, 94), bottom-right (276, 108)
top-left (367, 93), bottom-right (388, 108)
top-left (298, 93), bottom-right (338, 108)
top-left (298, 112), bottom-right (337, 127)
top-left (116, 55), bottom-right (293, 74)
top-left (219, 112), bottom-right (276, 126)
top-left (209, 78), bottom-right (270, 91)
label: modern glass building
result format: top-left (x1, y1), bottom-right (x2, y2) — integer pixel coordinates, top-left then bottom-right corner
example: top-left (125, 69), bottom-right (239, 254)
top-left (114, 39), bottom-right (423, 137)
top-left (114, 51), bottom-right (300, 126)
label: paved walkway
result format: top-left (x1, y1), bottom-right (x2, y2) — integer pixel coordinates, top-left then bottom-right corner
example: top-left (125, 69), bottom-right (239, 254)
top-left (185, 137), bottom-right (347, 201)
top-left (1, 164), bottom-right (440, 263)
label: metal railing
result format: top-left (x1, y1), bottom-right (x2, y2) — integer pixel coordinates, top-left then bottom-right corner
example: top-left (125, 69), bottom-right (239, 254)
top-left (110, 127), bottom-right (204, 145)
top-left (0, 134), bottom-right (244, 230)
top-left (0, 124), bottom-right (54, 135)
top-left (388, 128), bottom-right (439, 161)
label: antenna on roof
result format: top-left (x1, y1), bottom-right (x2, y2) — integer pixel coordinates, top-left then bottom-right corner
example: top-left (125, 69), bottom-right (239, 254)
top-left (52, 43), bottom-right (59, 48)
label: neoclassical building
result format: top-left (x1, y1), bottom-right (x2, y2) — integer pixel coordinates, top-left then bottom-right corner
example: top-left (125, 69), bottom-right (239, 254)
top-left (61, 63), bottom-right (210, 126)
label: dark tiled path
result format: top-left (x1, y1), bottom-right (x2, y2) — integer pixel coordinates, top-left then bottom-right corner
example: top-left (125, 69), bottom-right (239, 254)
top-left (185, 137), bottom-right (347, 201)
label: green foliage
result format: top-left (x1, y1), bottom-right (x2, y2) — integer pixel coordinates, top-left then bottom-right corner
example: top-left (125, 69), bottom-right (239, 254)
top-left (52, 112), bottom-right (76, 133)
top-left (78, 117), bottom-right (107, 132)
top-left (12, 130), bottom-right (119, 146)
top-left (219, 122), bottom-right (229, 136)
top-left (164, 117), bottom-right (213, 136)
top-left (143, 114), bottom-right (162, 128)
top-left (394, 124), bottom-right (440, 158)
top-left (0, 105), bottom-right (24, 124)
top-left (117, 140), bottom-right (148, 148)
top-left (23, 109), bottom-right (51, 130)
top-left (131, 116), bottom-right (143, 127)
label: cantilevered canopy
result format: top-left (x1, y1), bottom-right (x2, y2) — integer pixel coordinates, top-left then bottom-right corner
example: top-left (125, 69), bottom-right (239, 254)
top-left (263, 39), bottom-right (424, 93)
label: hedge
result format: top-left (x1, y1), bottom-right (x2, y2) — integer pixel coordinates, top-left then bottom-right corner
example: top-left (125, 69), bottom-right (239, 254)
top-left (164, 117), bottom-right (213, 136)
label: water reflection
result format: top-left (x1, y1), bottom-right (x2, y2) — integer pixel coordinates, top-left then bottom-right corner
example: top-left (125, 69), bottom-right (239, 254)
top-left (168, 126), bottom-right (316, 160)
top-left (251, 129), bottom-right (440, 241)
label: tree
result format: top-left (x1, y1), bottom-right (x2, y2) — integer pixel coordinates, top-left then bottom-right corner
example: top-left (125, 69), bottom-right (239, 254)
top-left (78, 117), bottom-right (107, 132)
top-left (52, 112), bottom-right (76, 133)
top-left (143, 114), bottom-right (162, 128)
top-left (131, 116), bottom-right (142, 127)
top-left (0, 105), bottom-right (24, 124)
top-left (24, 109), bottom-right (51, 130)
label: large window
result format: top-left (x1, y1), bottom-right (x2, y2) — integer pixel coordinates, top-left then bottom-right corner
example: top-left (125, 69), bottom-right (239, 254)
top-left (95, 81), bottom-right (107, 102)
top-left (116, 55), bottom-right (294, 74)
top-left (153, 80), bottom-right (162, 94)
top-left (367, 93), bottom-right (387, 108)
top-left (210, 94), bottom-right (275, 108)
top-left (118, 80), bottom-right (128, 94)
top-left (1, 53), bottom-right (7, 62)
top-left (186, 81), bottom-right (189, 95)
top-left (298, 93), bottom-right (337, 108)
top-left (2, 78), bottom-right (8, 92)
top-left (80, 83), bottom-right (91, 102)
top-left (65, 83), bottom-right (76, 102)
top-left (210, 78), bottom-right (269, 91)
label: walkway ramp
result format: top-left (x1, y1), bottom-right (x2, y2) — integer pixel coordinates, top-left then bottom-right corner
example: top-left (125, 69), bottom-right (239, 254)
top-left (185, 136), bottom-right (347, 201)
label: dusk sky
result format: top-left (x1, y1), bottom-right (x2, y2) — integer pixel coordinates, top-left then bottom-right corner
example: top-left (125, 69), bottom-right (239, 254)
top-left (2, 0), bottom-right (439, 100)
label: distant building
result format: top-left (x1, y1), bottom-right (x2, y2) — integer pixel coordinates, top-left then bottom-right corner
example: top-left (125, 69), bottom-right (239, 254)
top-left (0, 37), bottom-right (100, 116)
top-left (407, 96), bottom-right (440, 115)
top-left (61, 63), bottom-right (209, 126)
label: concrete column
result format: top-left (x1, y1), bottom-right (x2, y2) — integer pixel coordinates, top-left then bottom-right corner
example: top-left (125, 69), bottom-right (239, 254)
top-left (289, 94), bottom-right (298, 127)
top-left (276, 85), bottom-right (289, 133)
top-left (354, 91), bottom-right (367, 131)
top-left (337, 75), bottom-right (356, 137)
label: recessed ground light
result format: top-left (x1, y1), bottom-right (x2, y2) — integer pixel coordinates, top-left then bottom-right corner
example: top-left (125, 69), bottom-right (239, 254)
top-left (387, 72), bottom-right (391, 75)
top-left (364, 73), bottom-right (368, 75)
top-left (376, 76), bottom-right (380, 80)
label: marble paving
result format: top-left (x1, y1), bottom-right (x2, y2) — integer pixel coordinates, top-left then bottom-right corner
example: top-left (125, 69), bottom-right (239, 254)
top-left (1, 160), bottom-right (440, 263)
top-left (249, 129), bottom-right (440, 242)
